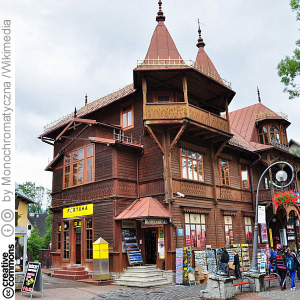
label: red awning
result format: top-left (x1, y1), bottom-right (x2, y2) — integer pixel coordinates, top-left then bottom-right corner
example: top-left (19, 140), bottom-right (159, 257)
top-left (115, 197), bottom-right (171, 220)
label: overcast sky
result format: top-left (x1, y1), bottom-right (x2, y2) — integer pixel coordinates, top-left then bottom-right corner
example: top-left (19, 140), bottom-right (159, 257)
top-left (4, 0), bottom-right (300, 195)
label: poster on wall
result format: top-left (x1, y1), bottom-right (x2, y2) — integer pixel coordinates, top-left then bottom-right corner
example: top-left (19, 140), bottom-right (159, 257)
top-left (279, 229), bottom-right (287, 246)
top-left (260, 224), bottom-right (269, 243)
top-left (258, 206), bottom-right (266, 224)
top-left (158, 239), bottom-right (165, 259)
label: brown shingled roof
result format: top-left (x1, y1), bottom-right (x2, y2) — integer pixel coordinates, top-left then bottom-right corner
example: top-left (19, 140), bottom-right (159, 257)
top-left (42, 84), bottom-right (135, 136)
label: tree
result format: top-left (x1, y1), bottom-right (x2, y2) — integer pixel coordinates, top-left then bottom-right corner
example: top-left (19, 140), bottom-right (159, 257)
top-left (18, 181), bottom-right (52, 213)
top-left (41, 209), bottom-right (52, 249)
top-left (277, 0), bottom-right (300, 99)
top-left (27, 225), bottom-right (42, 261)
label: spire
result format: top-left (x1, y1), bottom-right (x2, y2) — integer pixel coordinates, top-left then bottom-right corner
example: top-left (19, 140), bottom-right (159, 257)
top-left (257, 86), bottom-right (261, 103)
top-left (74, 107), bottom-right (77, 118)
top-left (156, 0), bottom-right (165, 22)
top-left (196, 19), bottom-right (205, 48)
top-left (85, 94), bottom-right (88, 106)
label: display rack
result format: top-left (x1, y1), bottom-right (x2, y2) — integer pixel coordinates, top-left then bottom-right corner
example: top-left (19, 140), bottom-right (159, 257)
top-left (194, 249), bottom-right (217, 273)
top-left (183, 247), bottom-right (193, 285)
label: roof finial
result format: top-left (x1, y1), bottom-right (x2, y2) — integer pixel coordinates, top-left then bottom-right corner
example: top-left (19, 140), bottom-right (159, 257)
top-left (85, 94), bottom-right (88, 106)
top-left (257, 86), bottom-right (261, 103)
top-left (196, 19), bottom-right (205, 48)
top-left (74, 107), bottom-right (77, 118)
top-left (156, 0), bottom-right (165, 22)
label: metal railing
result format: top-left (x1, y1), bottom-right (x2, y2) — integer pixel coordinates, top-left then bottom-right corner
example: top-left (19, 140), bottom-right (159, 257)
top-left (113, 129), bottom-right (142, 145)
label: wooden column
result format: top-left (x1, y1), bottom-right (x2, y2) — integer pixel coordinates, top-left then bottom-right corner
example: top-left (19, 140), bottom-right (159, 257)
top-left (182, 76), bottom-right (188, 103)
top-left (142, 77), bottom-right (147, 120)
top-left (225, 97), bottom-right (231, 133)
top-left (162, 130), bottom-right (172, 205)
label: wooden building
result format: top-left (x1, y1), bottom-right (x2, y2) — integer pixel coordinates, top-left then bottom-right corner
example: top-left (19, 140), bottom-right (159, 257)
top-left (39, 2), bottom-right (300, 273)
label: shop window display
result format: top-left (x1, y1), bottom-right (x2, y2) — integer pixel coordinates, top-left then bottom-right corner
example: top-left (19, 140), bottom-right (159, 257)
top-left (185, 213), bottom-right (206, 248)
top-left (244, 217), bottom-right (253, 244)
top-left (15, 236), bottom-right (25, 272)
top-left (63, 221), bottom-right (70, 259)
top-left (86, 219), bottom-right (93, 259)
top-left (224, 216), bottom-right (233, 245)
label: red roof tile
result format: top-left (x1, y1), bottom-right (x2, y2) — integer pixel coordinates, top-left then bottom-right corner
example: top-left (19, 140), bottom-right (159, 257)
top-left (115, 197), bottom-right (171, 220)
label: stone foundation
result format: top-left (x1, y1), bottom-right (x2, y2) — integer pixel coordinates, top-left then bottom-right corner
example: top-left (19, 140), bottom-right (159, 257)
top-left (199, 274), bottom-right (235, 299)
top-left (242, 271), bottom-right (266, 292)
top-left (15, 274), bottom-right (24, 290)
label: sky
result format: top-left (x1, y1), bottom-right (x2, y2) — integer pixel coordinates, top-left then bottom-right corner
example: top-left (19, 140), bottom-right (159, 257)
top-left (3, 0), bottom-right (299, 195)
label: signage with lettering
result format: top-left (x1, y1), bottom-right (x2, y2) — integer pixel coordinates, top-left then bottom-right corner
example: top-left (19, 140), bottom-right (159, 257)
top-left (177, 229), bottom-right (184, 236)
top-left (21, 262), bottom-right (43, 296)
top-left (63, 204), bottom-right (93, 218)
top-left (122, 220), bottom-right (137, 228)
top-left (258, 206), bottom-right (266, 224)
top-left (144, 218), bottom-right (168, 225)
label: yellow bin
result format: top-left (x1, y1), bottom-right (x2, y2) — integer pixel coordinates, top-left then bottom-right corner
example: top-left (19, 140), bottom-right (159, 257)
top-left (93, 237), bottom-right (109, 280)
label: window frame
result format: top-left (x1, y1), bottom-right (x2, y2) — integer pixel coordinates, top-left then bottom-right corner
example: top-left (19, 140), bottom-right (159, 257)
top-left (258, 123), bottom-right (288, 146)
top-left (63, 221), bottom-right (70, 260)
top-left (240, 164), bottom-right (250, 189)
top-left (86, 218), bottom-right (93, 260)
top-left (153, 91), bottom-right (174, 103)
top-left (184, 213), bottom-right (206, 248)
top-left (121, 102), bottom-right (134, 130)
top-left (219, 158), bottom-right (230, 186)
top-left (224, 216), bottom-right (234, 245)
top-left (244, 217), bottom-right (253, 244)
top-left (63, 144), bottom-right (95, 189)
top-left (180, 148), bottom-right (204, 182)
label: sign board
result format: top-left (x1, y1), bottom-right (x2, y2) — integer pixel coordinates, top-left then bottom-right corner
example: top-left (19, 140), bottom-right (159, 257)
top-left (258, 206), bottom-right (266, 224)
top-left (286, 225), bottom-right (296, 241)
top-left (127, 250), bottom-right (143, 265)
top-left (63, 204), bottom-right (93, 218)
top-left (177, 229), bottom-right (184, 236)
top-left (21, 262), bottom-right (43, 296)
top-left (122, 220), bottom-right (137, 228)
top-left (279, 229), bottom-right (287, 246)
top-left (144, 219), bottom-right (168, 225)
top-left (260, 224), bottom-right (269, 243)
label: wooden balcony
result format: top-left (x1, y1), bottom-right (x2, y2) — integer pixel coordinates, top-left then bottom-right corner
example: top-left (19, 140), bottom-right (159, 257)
top-left (144, 102), bottom-right (230, 134)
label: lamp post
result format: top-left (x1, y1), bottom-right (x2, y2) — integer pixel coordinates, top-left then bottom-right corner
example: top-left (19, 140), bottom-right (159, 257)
top-left (250, 161), bottom-right (295, 273)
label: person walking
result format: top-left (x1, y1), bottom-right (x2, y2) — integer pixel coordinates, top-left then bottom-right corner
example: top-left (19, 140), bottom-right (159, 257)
top-left (286, 248), bottom-right (299, 290)
top-left (271, 246), bottom-right (287, 291)
top-left (296, 249), bottom-right (300, 280)
top-left (233, 250), bottom-right (241, 279)
top-left (220, 247), bottom-right (230, 276)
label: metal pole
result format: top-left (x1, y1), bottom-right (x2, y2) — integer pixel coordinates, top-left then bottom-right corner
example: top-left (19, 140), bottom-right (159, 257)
top-left (250, 161), bottom-right (295, 273)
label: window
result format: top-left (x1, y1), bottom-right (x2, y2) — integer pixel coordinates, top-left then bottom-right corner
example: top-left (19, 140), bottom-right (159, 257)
top-left (281, 127), bottom-right (288, 145)
top-left (244, 217), bottom-right (253, 244)
top-left (57, 224), bottom-right (62, 250)
top-left (259, 126), bottom-right (269, 144)
top-left (154, 92), bottom-right (173, 103)
top-left (240, 164), bottom-right (249, 189)
top-left (270, 125), bottom-right (280, 143)
top-left (63, 221), bottom-right (70, 259)
top-left (181, 148), bottom-right (204, 182)
top-left (220, 159), bottom-right (230, 186)
top-left (86, 219), bottom-right (93, 259)
top-left (121, 104), bottom-right (133, 129)
top-left (64, 145), bottom-right (94, 188)
top-left (224, 216), bottom-right (233, 245)
top-left (185, 213), bottom-right (206, 248)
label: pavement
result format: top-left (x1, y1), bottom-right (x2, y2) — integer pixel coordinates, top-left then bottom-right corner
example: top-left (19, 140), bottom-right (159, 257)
top-left (15, 272), bottom-right (300, 300)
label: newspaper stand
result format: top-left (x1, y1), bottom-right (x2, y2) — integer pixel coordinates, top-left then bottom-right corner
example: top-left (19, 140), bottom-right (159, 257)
top-left (93, 237), bottom-right (109, 280)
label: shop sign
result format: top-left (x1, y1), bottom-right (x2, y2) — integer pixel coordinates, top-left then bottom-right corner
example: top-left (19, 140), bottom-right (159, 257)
top-left (122, 220), bottom-right (137, 228)
top-left (286, 225), bottom-right (295, 241)
top-left (260, 224), bottom-right (268, 243)
top-left (63, 204), bottom-right (93, 218)
top-left (258, 206), bottom-right (266, 224)
top-left (144, 218), bottom-right (168, 225)
top-left (224, 216), bottom-right (232, 225)
top-left (244, 217), bottom-right (251, 226)
top-left (269, 228), bottom-right (273, 248)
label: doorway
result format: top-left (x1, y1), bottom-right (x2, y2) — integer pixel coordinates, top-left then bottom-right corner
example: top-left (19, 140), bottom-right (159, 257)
top-left (75, 227), bottom-right (81, 264)
top-left (145, 228), bottom-right (157, 264)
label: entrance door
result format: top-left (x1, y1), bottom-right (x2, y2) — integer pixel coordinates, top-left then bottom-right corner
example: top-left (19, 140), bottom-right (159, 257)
top-left (75, 227), bottom-right (81, 264)
top-left (145, 228), bottom-right (157, 264)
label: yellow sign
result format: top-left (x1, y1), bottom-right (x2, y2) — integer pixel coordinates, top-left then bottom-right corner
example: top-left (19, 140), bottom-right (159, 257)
top-left (269, 228), bottom-right (273, 248)
top-left (63, 204), bottom-right (93, 218)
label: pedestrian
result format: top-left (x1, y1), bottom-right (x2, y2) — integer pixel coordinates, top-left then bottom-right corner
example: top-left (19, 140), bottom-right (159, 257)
top-left (220, 247), bottom-right (230, 276)
top-left (286, 248), bottom-right (299, 290)
top-left (233, 250), bottom-right (241, 279)
top-left (271, 246), bottom-right (287, 291)
top-left (296, 249), bottom-right (300, 280)
top-left (269, 248), bottom-right (277, 274)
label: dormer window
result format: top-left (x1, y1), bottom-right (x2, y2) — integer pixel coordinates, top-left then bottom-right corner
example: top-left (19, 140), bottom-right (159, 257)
top-left (121, 103), bottom-right (133, 130)
top-left (258, 124), bottom-right (288, 146)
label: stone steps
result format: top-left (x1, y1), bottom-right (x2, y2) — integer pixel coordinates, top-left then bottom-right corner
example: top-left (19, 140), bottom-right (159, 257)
top-left (52, 266), bottom-right (91, 281)
top-left (113, 265), bottom-right (171, 288)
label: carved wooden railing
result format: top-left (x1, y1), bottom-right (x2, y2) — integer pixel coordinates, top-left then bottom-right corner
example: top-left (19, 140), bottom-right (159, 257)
top-left (144, 103), bottom-right (230, 134)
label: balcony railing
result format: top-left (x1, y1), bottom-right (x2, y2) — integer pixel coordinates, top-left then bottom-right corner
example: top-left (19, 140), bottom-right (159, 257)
top-left (144, 102), bottom-right (230, 134)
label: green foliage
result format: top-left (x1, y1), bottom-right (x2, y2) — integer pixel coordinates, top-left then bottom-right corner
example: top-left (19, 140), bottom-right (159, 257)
top-left (18, 181), bottom-right (52, 213)
top-left (291, 148), bottom-right (300, 156)
top-left (277, 0), bottom-right (300, 99)
top-left (41, 210), bottom-right (52, 249)
top-left (27, 225), bottom-right (41, 260)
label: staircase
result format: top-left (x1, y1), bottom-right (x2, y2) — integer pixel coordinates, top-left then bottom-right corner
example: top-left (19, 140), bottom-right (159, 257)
top-left (113, 265), bottom-right (171, 288)
top-left (52, 266), bottom-right (92, 281)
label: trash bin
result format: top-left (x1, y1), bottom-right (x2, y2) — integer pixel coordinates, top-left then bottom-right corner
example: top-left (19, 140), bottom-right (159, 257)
top-left (93, 237), bottom-right (109, 280)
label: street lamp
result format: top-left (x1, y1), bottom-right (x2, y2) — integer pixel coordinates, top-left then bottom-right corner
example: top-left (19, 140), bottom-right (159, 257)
top-left (250, 161), bottom-right (295, 273)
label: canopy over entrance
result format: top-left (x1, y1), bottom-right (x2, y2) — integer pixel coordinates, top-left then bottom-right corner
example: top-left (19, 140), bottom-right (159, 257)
top-left (115, 197), bottom-right (171, 220)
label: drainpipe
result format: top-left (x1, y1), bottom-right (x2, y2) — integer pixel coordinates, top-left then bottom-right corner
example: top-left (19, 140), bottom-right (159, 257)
top-left (250, 154), bottom-right (262, 212)
top-left (136, 150), bottom-right (143, 199)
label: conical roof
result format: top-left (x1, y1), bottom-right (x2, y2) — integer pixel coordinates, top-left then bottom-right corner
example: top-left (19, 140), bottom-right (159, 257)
top-left (194, 23), bottom-right (221, 81)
